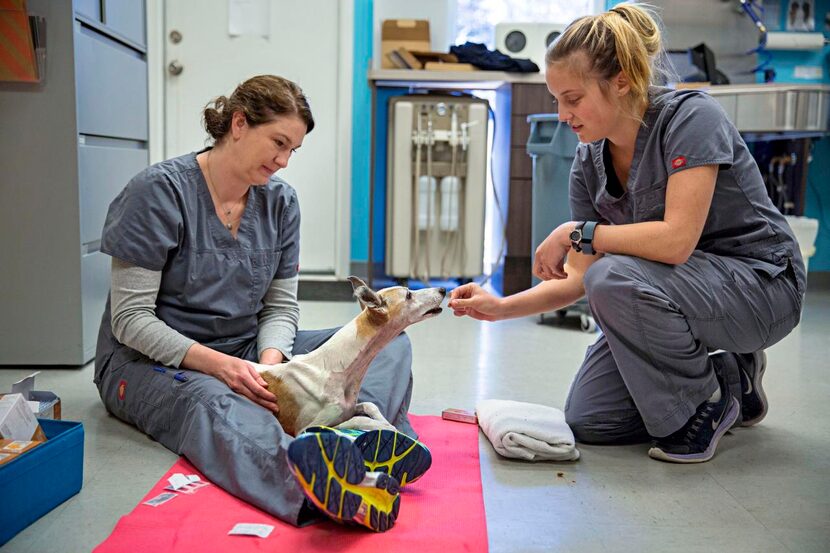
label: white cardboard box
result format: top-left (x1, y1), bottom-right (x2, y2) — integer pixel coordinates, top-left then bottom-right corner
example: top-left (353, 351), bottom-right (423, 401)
top-left (0, 394), bottom-right (39, 441)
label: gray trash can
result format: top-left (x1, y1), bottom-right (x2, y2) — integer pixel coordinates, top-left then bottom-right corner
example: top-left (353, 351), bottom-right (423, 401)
top-left (527, 114), bottom-right (596, 332)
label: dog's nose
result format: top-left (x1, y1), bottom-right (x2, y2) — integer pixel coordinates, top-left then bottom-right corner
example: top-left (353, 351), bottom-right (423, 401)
top-left (438, 287), bottom-right (446, 296)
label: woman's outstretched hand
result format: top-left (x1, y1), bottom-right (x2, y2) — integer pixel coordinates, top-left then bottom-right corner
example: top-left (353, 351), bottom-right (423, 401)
top-left (448, 283), bottom-right (504, 321)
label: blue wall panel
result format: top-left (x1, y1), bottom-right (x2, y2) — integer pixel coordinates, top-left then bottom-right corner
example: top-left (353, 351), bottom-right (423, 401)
top-left (350, 0), bottom-right (373, 263)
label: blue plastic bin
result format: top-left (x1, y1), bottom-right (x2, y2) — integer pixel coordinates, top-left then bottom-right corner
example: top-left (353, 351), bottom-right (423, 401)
top-left (0, 419), bottom-right (84, 546)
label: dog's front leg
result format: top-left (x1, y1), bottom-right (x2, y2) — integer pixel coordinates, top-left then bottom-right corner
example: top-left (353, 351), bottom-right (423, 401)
top-left (336, 402), bottom-right (395, 432)
top-left (354, 402), bottom-right (392, 423)
top-left (335, 416), bottom-right (393, 432)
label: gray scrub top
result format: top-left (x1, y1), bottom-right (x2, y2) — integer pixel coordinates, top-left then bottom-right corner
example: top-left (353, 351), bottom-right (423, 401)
top-left (100, 150), bottom-right (301, 355)
top-left (569, 86), bottom-right (806, 290)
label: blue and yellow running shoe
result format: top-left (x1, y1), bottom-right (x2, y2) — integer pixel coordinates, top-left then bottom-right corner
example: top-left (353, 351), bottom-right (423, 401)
top-left (303, 426), bottom-right (432, 486)
top-left (355, 429), bottom-right (432, 486)
top-left (288, 431), bottom-right (401, 532)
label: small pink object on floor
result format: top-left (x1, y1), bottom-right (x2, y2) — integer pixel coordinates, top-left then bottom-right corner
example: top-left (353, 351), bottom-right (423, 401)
top-left (442, 408), bottom-right (478, 424)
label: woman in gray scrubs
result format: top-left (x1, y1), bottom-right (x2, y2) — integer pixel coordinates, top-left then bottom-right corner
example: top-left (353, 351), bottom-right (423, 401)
top-left (449, 5), bottom-right (805, 463)
top-left (94, 75), bottom-right (416, 529)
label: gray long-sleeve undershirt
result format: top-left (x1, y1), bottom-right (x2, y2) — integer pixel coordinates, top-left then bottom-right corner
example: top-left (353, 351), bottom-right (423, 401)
top-left (109, 258), bottom-right (299, 367)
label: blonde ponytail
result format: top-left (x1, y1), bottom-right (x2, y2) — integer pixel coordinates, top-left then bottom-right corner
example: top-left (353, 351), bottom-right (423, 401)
top-left (546, 3), bottom-right (666, 118)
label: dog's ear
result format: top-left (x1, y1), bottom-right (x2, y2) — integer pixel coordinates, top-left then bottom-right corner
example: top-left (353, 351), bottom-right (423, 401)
top-left (347, 276), bottom-right (384, 310)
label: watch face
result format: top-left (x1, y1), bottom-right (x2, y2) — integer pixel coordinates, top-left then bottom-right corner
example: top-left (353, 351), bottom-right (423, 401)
top-left (569, 230), bottom-right (581, 242)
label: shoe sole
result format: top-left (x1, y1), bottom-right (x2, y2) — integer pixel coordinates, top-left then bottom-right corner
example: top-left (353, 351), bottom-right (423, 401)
top-left (740, 350), bottom-right (768, 427)
top-left (647, 396), bottom-right (741, 464)
top-left (304, 425), bottom-right (363, 439)
top-left (287, 432), bottom-right (401, 532)
top-left (354, 429), bottom-right (433, 486)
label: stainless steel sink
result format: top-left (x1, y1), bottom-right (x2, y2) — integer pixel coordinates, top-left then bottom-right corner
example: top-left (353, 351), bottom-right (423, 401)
top-left (706, 84), bottom-right (830, 132)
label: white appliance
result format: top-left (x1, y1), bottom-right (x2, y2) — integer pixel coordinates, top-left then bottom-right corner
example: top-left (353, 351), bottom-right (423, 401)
top-left (495, 22), bottom-right (568, 70)
top-left (386, 96), bottom-right (489, 280)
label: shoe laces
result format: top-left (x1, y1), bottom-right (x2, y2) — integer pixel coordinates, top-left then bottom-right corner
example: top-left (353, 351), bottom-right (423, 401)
top-left (683, 401), bottom-right (717, 442)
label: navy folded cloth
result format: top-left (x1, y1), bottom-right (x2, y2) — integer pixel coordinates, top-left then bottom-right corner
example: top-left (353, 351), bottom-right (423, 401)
top-left (449, 42), bottom-right (540, 73)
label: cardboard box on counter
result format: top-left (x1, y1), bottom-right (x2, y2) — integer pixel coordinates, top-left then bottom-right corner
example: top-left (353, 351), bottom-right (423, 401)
top-left (381, 19), bottom-right (430, 69)
top-left (409, 50), bottom-right (475, 72)
top-left (386, 48), bottom-right (476, 72)
top-left (387, 47), bottom-right (423, 69)
top-left (424, 61), bottom-right (476, 71)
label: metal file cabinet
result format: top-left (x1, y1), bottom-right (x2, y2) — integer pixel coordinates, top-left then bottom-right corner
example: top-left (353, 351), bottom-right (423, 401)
top-left (0, 0), bottom-right (149, 365)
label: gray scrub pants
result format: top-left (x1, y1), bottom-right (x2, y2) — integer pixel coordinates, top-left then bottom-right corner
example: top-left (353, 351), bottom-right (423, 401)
top-left (95, 328), bottom-right (415, 526)
top-left (564, 251), bottom-right (803, 444)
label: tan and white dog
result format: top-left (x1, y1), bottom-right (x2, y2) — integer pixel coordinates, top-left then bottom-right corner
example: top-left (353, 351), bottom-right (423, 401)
top-left (250, 277), bottom-right (446, 436)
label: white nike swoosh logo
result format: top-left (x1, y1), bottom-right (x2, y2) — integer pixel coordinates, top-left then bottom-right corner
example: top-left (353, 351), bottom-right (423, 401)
top-left (743, 371), bottom-right (753, 395)
top-left (711, 396), bottom-right (739, 431)
top-left (712, 408), bottom-right (725, 431)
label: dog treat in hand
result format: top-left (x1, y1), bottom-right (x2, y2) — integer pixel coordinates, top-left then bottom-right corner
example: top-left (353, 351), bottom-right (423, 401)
top-left (442, 408), bottom-right (478, 424)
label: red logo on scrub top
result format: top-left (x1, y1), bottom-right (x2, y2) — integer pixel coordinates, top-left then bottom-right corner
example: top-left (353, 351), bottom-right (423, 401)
top-left (672, 156), bottom-right (687, 169)
top-left (118, 379), bottom-right (127, 401)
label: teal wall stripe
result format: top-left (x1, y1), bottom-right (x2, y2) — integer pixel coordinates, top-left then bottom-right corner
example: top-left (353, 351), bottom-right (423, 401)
top-left (350, 0), bottom-right (373, 262)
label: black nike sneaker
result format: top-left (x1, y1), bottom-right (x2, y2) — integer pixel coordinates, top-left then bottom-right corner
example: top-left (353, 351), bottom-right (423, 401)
top-left (648, 374), bottom-right (740, 463)
top-left (736, 351), bottom-right (768, 427)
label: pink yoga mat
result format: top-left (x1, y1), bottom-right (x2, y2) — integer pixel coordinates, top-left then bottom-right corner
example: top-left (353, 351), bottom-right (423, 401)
top-left (94, 415), bottom-right (487, 552)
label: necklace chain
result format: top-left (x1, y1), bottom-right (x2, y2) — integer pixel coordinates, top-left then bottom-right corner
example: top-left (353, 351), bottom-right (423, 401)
top-left (205, 150), bottom-right (239, 230)
top-left (205, 150), bottom-right (241, 231)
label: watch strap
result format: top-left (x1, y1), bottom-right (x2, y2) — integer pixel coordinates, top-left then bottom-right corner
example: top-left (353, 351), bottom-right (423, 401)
top-left (581, 221), bottom-right (598, 255)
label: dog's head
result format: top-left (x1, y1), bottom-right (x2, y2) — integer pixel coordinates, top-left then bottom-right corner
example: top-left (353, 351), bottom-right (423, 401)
top-left (348, 276), bottom-right (446, 329)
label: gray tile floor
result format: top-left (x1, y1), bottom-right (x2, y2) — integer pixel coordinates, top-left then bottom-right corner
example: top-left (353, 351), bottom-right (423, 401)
top-left (2, 287), bottom-right (829, 552)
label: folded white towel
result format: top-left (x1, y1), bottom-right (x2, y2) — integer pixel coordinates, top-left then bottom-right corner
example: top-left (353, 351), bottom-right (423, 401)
top-left (476, 399), bottom-right (580, 461)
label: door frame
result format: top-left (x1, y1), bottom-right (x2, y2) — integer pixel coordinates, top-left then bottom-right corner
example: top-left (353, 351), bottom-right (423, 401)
top-left (145, 0), bottom-right (353, 280)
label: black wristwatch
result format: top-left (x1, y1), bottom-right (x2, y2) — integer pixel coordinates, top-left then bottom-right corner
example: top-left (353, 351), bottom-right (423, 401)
top-left (569, 221), bottom-right (598, 255)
